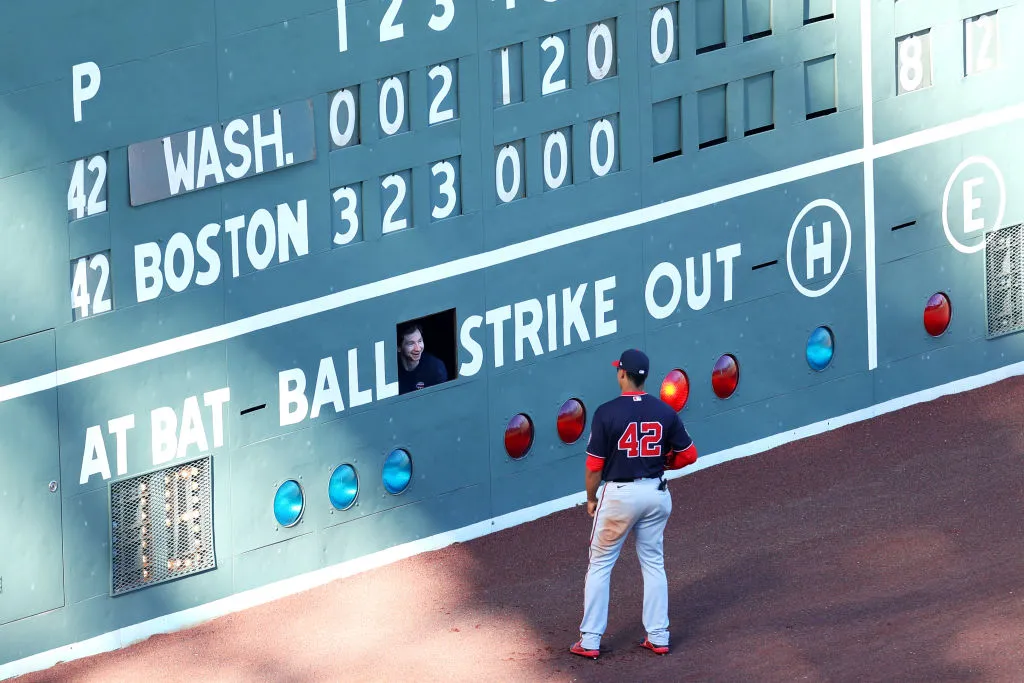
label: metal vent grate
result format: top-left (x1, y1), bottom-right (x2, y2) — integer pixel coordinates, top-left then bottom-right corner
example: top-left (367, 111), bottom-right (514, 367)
top-left (110, 457), bottom-right (216, 596)
top-left (985, 223), bottom-right (1024, 339)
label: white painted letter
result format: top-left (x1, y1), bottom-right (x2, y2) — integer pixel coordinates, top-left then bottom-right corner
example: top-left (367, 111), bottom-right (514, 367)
top-left (253, 108), bottom-right (285, 173)
top-left (485, 305), bottom-right (512, 368)
top-left (80, 425), bottom-right (111, 485)
top-left (375, 341), bottom-right (399, 400)
top-left (176, 396), bottom-right (209, 460)
top-left (562, 283), bottom-right (590, 346)
top-left (311, 356), bottom-right (345, 419)
top-left (135, 242), bottom-right (163, 303)
top-left (195, 223), bottom-right (222, 287)
top-left (203, 387), bottom-right (230, 448)
top-left (716, 243), bottom-right (742, 303)
top-left (151, 406), bottom-right (178, 465)
top-left (163, 130), bottom-right (197, 196)
top-left (72, 62), bottom-right (101, 123)
top-left (805, 221), bottom-right (832, 280)
top-left (514, 298), bottom-right (544, 361)
top-left (108, 414), bottom-right (136, 477)
top-left (277, 200), bottom-right (309, 263)
top-left (645, 261), bottom-right (681, 320)
top-left (963, 177), bottom-right (985, 234)
top-left (279, 368), bottom-right (308, 426)
top-left (459, 315), bottom-right (484, 377)
top-left (594, 276), bottom-right (617, 337)
top-left (685, 252), bottom-right (712, 311)
top-left (348, 348), bottom-right (373, 407)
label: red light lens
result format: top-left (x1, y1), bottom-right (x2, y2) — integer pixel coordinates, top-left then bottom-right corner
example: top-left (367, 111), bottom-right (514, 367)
top-left (660, 369), bottom-right (690, 412)
top-left (556, 399), bottom-right (586, 444)
top-left (923, 292), bottom-right (951, 336)
top-left (504, 413), bottom-right (534, 459)
top-left (712, 354), bottom-right (739, 399)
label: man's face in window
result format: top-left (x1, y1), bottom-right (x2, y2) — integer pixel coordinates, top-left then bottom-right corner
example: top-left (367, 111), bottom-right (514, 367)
top-left (401, 329), bottom-right (424, 365)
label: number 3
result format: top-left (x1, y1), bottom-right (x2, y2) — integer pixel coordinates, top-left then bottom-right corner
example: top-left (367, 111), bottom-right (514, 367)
top-left (617, 422), bottom-right (663, 458)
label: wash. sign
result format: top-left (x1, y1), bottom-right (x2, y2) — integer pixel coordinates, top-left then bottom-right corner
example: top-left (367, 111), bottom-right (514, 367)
top-left (126, 99), bottom-right (317, 206)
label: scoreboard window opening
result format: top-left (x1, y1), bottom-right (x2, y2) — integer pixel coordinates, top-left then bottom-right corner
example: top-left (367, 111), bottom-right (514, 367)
top-left (803, 0), bottom-right (834, 25)
top-left (652, 97), bottom-right (683, 162)
top-left (109, 457), bottom-right (215, 597)
top-left (650, 4), bottom-right (680, 65)
top-left (586, 19), bottom-right (618, 82)
top-left (698, 85), bottom-right (728, 149)
top-left (695, 0), bottom-right (726, 54)
top-left (742, 0), bottom-right (773, 42)
top-left (964, 11), bottom-right (998, 77)
top-left (744, 72), bottom-right (775, 136)
top-left (804, 54), bottom-right (838, 120)
top-left (896, 30), bottom-right (933, 95)
top-left (67, 152), bottom-right (108, 222)
top-left (329, 86), bottom-right (360, 150)
top-left (395, 309), bottom-right (457, 395)
top-left (378, 72), bottom-right (411, 138)
top-left (70, 250), bottom-right (114, 321)
top-left (493, 43), bottom-right (525, 108)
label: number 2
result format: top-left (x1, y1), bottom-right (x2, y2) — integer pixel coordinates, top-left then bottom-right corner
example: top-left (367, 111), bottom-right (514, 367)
top-left (617, 422), bottom-right (662, 458)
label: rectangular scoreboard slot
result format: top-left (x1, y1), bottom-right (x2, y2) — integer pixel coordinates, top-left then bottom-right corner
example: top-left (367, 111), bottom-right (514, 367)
top-left (698, 84), bottom-right (728, 148)
top-left (70, 251), bottom-right (114, 322)
top-left (652, 97), bottom-right (682, 162)
top-left (67, 153), bottom-right (109, 223)
top-left (964, 11), bottom-right (999, 77)
top-left (804, 54), bottom-right (837, 120)
top-left (895, 29), bottom-right (933, 96)
top-left (328, 86), bottom-right (361, 150)
top-left (378, 72), bottom-right (412, 139)
top-left (803, 0), bottom-right (834, 25)
top-left (585, 19), bottom-right (618, 82)
top-left (541, 129), bottom-right (574, 192)
top-left (495, 140), bottom-right (527, 204)
top-left (743, 72), bottom-right (775, 136)
top-left (695, 0), bottom-right (727, 54)
top-left (650, 4), bottom-right (680, 66)
top-left (109, 457), bottom-right (216, 597)
top-left (330, 183), bottom-right (364, 248)
top-left (742, 0), bottom-right (773, 42)
top-left (493, 43), bottom-right (525, 108)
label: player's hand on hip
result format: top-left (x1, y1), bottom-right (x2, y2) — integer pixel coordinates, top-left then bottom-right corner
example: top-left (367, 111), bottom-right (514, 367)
top-left (587, 499), bottom-right (597, 517)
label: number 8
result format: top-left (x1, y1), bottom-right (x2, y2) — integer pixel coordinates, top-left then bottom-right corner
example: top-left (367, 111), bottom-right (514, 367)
top-left (898, 35), bottom-right (923, 92)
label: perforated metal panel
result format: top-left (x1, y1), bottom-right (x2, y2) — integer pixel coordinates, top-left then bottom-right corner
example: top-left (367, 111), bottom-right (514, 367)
top-left (985, 223), bottom-right (1024, 339)
top-left (109, 457), bottom-right (215, 596)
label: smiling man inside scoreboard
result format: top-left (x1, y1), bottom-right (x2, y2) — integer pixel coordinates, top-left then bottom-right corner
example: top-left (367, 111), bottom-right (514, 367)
top-left (396, 320), bottom-right (450, 394)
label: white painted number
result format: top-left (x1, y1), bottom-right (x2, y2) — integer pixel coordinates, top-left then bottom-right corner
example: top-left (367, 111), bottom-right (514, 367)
top-left (541, 35), bottom-right (566, 95)
top-left (590, 119), bottom-right (615, 177)
top-left (651, 7), bottom-right (674, 64)
top-left (332, 186), bottom-right (360, 246)
top-left (329, 89), bottom-right (357, 147)
top-left (381, 0), bottom-right (404, 41)
top-left (71, 253), bottom-right (112, 319)
top-left (543, 131), bottom-right (568, 189)
top-left (496, 145), bottom-right (522, 203)
top-left (429, 0), bottom-right (455, 32)
top-left (337, 0), bottom-right (348, 52)
top-left (897, 34), bottom-right (927, 93)
top-left (588, 23), bottom-right (614, 80)
top-left (428, 64), bottom-right (455, 124)
top-left (67, 155), bottom-right (107, 220)
top-left (379, 77), bottom-right (405, 135)
top-left (966, 13), bottom-right (996, 75)
top-left (382, 174), bottom-right (408, 233)
top-left (431, 161), bottom-right (457, 219)
top-left (500, 47), bottom-right (512, 105)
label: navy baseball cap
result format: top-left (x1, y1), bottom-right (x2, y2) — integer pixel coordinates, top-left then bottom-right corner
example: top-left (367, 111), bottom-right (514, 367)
top-left (612, 349), bottom-right (649, 376)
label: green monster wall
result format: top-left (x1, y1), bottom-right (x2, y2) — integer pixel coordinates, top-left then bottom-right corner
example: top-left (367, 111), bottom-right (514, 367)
top-left (2, 0), bottom-right (1023, 676)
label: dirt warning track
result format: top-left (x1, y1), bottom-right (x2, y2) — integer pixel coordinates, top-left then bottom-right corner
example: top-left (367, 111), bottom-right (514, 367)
top-left (14, 376), bottom-right (1024, 682)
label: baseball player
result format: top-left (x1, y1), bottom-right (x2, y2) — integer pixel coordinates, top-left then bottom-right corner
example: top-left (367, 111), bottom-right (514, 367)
top-left (570, 348), bottom-right (698, 659)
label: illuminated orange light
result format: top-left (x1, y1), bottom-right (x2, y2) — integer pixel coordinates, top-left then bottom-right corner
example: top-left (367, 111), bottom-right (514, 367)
top-left (659, 369), bottom-right (690, 412)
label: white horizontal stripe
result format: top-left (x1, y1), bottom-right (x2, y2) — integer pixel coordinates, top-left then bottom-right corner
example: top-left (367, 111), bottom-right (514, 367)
top-left (0, 104), bottom-right (1020, 406)
top-left (4, 358), bottom-right (1023, 681)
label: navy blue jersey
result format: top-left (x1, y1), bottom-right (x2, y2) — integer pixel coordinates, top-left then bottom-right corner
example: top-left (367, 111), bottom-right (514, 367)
top-left (398, 352), bottom-right (449, 394)
top-left (585, 392), bottom-right (693, 481)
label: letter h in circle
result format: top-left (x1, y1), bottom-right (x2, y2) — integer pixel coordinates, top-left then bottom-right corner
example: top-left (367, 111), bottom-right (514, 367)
top-left (805, 220), bottom-right (832, 281)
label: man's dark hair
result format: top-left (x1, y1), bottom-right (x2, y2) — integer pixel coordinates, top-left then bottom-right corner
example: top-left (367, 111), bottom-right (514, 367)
top-left (625, 370), bottom-right (646, 388)
top-left (397, 321), bottom-right (424, 346)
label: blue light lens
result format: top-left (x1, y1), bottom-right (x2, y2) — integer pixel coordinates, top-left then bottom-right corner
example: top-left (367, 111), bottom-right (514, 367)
top-left (273, 480), bottom-right (304, 527)
top-left (328, 464), bottom-right (359, 510)
top-left (382, 449), bottom-right (412, 495)
top-left (806, 326), bottom-right (835, 371)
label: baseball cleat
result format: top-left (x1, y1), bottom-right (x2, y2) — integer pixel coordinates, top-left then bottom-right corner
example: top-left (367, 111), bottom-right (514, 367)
top-left (570, 640), bottom-right (600, 659)
top-left (640, 638), bottom-right (669, 655)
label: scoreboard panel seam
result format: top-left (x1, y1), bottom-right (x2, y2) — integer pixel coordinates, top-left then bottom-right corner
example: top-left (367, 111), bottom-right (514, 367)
top-left (1, 104), bottom-right (1023, 405)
